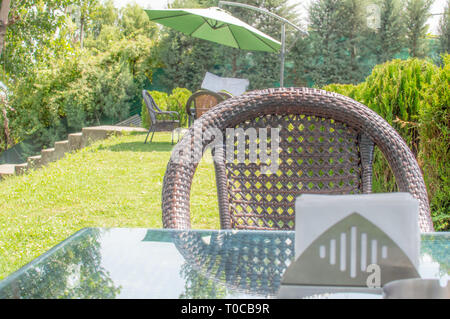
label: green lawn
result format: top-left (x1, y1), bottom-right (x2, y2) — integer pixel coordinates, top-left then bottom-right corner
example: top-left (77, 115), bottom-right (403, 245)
top-left (0, 132), bottom-right (220, 280)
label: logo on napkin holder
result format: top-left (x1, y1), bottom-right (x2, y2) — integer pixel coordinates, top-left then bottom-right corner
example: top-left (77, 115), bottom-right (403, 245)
top-left (282, 212), bottom-right (419, 285)
top-left (278, 198), bottom-right (421, 299)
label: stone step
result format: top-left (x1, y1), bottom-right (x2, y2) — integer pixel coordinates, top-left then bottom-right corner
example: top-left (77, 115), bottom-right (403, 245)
top-left (0, 164), bottom-right (15, 180)
top-left (14, 163), bottom-right (28, 175)
top-left (68, 132), bottom-right (83, 151)
top-left (54, 140), bottom-right (69, 160)
top-left (0, 126), bottom-right (148, 181)
top-left (27, 155), bottom-right (42, 169)
top-left (41, 148), bottom-right (56, 165)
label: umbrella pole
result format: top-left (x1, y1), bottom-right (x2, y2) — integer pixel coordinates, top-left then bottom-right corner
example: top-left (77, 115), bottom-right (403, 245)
top-left (280, 23), bottom-right (286, 87)
top-left (219, 2), bottom-right (308, 88)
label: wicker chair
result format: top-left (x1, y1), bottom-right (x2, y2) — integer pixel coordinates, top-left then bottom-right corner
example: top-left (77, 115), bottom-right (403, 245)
top-left (142, 90), bottom-right (180, 144)
top-left (217, 90), bottom-right (233, 100)
top-left (185, 90), bottom-right (227, 126)
top-left (162, 88), bottom-right (434, 232)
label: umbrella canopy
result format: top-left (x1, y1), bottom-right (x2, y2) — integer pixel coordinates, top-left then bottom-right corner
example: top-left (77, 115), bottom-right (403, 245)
top-left (145, 7), bottom-right (281, 53)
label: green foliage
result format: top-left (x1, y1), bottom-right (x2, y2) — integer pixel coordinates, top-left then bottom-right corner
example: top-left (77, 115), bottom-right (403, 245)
top-left (9, 57), bottom-right (79, 149)
top-left (141, 88), bottom-right (192, 129)
top-left (2, 0), bottom-right (77, 79)
top-left (9, 50), bottom-right (142, 148)
top-left (418, 55), bottom-right (450, 230)
top-left (324, 56), bottom-right (449, 230)
top-left (168, 87), bottom-right (192, 125)
top-left (374, 0), bottom-right (407, 64)
top-left (359, 58), bottom-right (436, 152)
top-left (321, 83), bottom-right (362, 100)
top-left (307, 0), bottom-right (373, 87)
top-left (438, 0), bottom-right (450, 54)
top-left (4, 1), bottom-right (160, 152)
top-left (405, 0), bottom-right (433, 58)
top-left (120, 2), bottom-right (157, 38)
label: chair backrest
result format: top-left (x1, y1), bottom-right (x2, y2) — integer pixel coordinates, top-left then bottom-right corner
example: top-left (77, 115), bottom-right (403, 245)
top-left (142, 90), bottom-right (161, 124)
top-left (185, 90), bottom-right (226, 119)
top-left (217, 91), bottom-right (233, 100)
top-left (162, 88), bottom-right (433, 232)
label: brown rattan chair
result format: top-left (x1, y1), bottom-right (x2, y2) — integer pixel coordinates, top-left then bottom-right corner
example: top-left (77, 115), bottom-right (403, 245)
top-left (162, 88), bottom-right (434, 232)
top-left (217, 90), bottom-right (233, 100)
top-left (142, 90), bottom-right (180, 144)
top-left (185, 90), bottom-right (227, 126)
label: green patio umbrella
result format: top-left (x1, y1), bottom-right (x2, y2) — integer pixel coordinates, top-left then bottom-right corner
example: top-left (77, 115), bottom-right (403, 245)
top-left (145, 7), bottom-right (281, 53)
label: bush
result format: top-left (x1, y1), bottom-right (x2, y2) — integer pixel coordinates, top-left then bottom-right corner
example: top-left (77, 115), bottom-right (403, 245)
top-left (10, 58), bottom-right (80, 149)
top-left (418, 55), bottom-right (450, 230)
top-left (141, 88), bottom-right (191, 129)
top-left (324, 56), bottom-right (449, 230)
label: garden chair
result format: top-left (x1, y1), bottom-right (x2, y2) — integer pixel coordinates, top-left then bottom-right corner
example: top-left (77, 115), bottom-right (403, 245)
top-left (162, 88), bottom-right (433, 233)
top-left (142, 90), bottom-right (180, 145)
top-left (185, 90), bottom-right (227, 126)
top-left (217, 90), bottom-right (233, 100)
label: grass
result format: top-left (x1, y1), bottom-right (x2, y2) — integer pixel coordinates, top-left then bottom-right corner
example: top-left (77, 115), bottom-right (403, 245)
top-left (0, 132), bottom-right (220, 280)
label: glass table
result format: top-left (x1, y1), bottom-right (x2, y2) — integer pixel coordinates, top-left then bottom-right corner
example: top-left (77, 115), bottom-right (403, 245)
top-left (0, 228), bottom-right (448, 299)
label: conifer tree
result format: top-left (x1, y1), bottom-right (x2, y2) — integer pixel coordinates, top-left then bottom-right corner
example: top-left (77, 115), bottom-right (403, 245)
top-left (438, 0), bottom-right (450, 54)
top-left (307, 0), bottom-right (369, 86)
top-left (375, 0), bottom-right (407, 63)
top-left (405, 0), bottom-right (433, 58)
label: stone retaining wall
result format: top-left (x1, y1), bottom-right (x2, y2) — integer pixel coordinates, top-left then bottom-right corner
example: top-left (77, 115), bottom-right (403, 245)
top-left (0, 125), bottom-right (147, 180)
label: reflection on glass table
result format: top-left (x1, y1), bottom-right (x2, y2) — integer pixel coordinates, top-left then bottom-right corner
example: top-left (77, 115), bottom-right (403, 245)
top-left (0, 228), bottom-right (448, 299)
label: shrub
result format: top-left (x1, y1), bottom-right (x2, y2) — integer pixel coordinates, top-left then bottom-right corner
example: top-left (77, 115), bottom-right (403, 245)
top-left (418, 55), bottom-right (450, 230)
top-left (324, 57), bottom-right (449, 230)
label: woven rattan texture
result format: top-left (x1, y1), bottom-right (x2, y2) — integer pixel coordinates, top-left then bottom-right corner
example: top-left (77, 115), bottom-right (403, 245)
top-left (225, 114), bottom-right (362, 230)
top-left (185, 90), bottom-right (226, 120)
top-left (172, 231), bottom-right (294, 297)
top-left (162, 88), bottom-right (433, 232)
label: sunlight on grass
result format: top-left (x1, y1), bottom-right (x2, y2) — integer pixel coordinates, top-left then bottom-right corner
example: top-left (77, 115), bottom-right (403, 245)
top-left (0, 132), bottom-right (219, 279)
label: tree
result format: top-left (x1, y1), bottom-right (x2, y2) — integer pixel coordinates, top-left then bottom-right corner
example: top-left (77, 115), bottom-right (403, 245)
top-left (6, 1), bottom-right (160, 151)
top-left (69, 0), bottom-right (100, 48)
top-left (120, 3), bottom-right (157, 39)
top-left (307, 0), bottom-right (369, 86)
top-left (0, 0), bottom-right (15, 55)
top-left (0, 1), bottom-right (78, 152)
top-left (438, 0), bottom-right (450, 54)
top-left (405, 0), bottom-right (433, 58)
top-left (375, 0), bottom-right (407, 63)
top-left (89, 0), bottom-right (118, 38)
top-left (2, 0), bottom-right (77, 79)
top-left (341, 0), bottom-right (371, 82)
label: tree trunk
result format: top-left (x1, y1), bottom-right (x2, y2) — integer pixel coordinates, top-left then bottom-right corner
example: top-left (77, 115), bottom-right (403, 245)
top-left (80, 14), bottom-right (84, 49)
top-left (0, 0), bottom-right (11, 55)
top-left (0, 97), bottom-right (13, 150)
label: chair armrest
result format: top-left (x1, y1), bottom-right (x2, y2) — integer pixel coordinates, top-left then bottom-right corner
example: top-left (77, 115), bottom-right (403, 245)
top-left (156, 110), bottom-right (180, 121)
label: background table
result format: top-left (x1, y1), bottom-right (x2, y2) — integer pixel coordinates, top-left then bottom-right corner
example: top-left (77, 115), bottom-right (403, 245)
top-left (0, 228), bottom-right (448, 298)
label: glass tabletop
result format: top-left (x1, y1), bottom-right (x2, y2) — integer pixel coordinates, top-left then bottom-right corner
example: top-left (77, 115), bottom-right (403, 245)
top-left (0, 228), bottom-right (448, 299)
